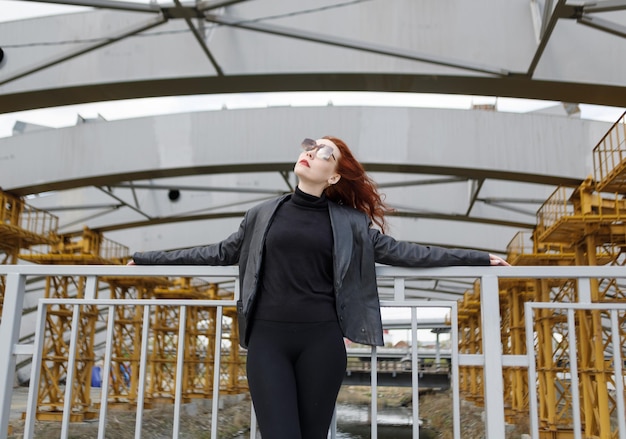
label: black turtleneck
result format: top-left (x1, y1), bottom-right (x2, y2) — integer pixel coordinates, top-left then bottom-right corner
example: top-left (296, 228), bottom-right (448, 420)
top-left (254, 187), bottom-right (337, 323)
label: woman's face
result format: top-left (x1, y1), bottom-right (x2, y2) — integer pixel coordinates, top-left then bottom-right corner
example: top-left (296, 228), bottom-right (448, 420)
top-left (294, 138), bottom-right (341, 187)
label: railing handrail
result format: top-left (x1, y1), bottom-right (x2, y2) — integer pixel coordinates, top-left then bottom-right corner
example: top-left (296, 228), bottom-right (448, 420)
top-left (2, 263), bottom-right (625, 278)
top-left (2, 264), bottom-right (626, 439)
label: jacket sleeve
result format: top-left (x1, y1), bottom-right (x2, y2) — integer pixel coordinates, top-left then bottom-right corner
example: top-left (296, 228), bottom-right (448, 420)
top-left (368, 227), bottom-right (490, 267)
top-left (132, 217), bottom-right (246, 266)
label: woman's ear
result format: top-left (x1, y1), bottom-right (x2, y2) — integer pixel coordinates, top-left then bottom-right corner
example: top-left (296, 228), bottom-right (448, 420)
top-left (328, 174), bottom-right (341, 186)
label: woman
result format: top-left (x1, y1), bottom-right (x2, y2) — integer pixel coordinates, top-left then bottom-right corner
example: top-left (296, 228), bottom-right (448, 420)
top-left (130, 136), bottom-right (509, 438)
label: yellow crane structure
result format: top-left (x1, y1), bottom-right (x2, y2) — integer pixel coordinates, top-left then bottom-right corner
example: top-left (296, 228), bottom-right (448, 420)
top-left (2, 191), bottom-right (246, 419)
top-left (19, 227), bottom-right (129, 421)
top-left (532, 180), bottom-right (626, 439)
top-left (0, 191), bottom-right (58, 435)
top-left (99, 275), bottom-right (247, 407)
top-left (100, 275), bottom-right (172, 407)
top-left (0, 191), bottom-right (58, 319)
top-left (147, 278), bottom-right (246, 404)
top-left (499, 232), bottom-right (615, 428)
top-left (458, 282), bottom-right (483, 406)
top-left (458, 111), bottom-right (626, 439)
top-left (1, 189), bottom-right (247, 422)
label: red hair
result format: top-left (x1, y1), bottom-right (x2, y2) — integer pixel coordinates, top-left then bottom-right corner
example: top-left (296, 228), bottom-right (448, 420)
top-left (322, 136), bottom-right (393, 233)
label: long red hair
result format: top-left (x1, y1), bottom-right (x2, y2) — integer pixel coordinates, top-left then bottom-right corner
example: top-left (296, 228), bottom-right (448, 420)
top-left (322, 136), bottom-right (393, 233)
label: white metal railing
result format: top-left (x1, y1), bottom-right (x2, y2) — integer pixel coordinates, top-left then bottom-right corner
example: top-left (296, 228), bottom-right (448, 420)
top-left (524, 301), bottom-right (626, 439)
top-left (1, 264), bottom-right (626, 439)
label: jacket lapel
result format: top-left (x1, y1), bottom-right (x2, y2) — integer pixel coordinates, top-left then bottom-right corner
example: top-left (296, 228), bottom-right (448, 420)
top-left (328, 203), bottom-right (353, 288)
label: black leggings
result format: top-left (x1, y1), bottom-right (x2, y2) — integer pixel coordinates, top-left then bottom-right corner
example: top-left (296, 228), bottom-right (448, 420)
top-left (246, 320), bottom-right (347, 439)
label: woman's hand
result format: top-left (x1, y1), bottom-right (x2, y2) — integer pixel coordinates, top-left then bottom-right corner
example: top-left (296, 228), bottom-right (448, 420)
top-left (489, 254), bottom-right (510, 266)
top-left (127, 260), bottom-right (136, 266)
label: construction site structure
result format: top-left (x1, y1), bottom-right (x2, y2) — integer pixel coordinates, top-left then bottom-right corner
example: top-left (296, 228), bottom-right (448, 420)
top-left (0, 191), bottom-right (58, 435)
top-left (0, 191), bottom-right (58, 319)
top-left (458, 281), bottom-right (483, 406)
top-left (148, 278), bottom-right (246, 405)
top-left (458, 111), bottom-right (626, 439)
top-left (19, 226), bottom-right (131, 421)
top-left (100, 275), bottom-right (171, 407)
top-left (20, 229), bottom-right (246, 419)
top-left (4, 111), bottom-right (625, 434)
top-left (2, 192), bottom-right (246, 422)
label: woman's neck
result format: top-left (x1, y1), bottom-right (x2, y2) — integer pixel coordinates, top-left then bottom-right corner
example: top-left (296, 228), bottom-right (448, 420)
top-left (296, 183), bottom-right (325, 198)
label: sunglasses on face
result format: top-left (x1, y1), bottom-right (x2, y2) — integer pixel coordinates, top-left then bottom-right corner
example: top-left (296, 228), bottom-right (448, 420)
top-left (301, 138), bottom-right (336, 161)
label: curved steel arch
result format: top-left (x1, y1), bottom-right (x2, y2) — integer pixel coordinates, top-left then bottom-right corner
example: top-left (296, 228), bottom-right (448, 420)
top-left (0, 105), bottom-right (609, 254)
top-left (0, 0), bottom-right (625, 112)
top-left (3, 74), bottom-right (626, 114)
top-left (0, 0), bottom-right (623, 254)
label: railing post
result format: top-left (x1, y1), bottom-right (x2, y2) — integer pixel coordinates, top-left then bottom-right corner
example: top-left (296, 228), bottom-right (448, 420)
top-left (410, 307), bottom-right (420, 439)
top-left (480, 275), bottom-right (506, 438)
top-left (449, 301), bottom-right (461, 439)
top-left (211, 306), bottom-right (224, 439)
top-left (0, 272), bottom-right (26, 438)
top-left (370, 345), bottom-right (378, 439)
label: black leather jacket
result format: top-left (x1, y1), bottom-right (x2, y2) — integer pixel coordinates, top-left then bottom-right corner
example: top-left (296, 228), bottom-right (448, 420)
top-left (133, 194), bottom-right (490, 348)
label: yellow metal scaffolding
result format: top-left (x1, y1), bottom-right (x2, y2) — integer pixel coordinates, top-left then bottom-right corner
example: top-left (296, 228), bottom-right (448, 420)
top-left (458, 282), bottom-right (484, 406)
top-left (20, 227), bottom-right (129, 421)
top-left (459, 111), bottom-right (626, 439)
top-left (0, 191), bottom-right (58, 319)
top-left (147, 278), bottom-right (246, 404)
top-left (2, 190), bottom-right (246, 422)
top-left (100, 276), bottom-right (171, 406)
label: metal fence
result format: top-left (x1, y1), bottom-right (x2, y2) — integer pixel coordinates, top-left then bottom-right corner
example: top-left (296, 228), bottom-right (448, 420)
top-left (1, 264), bottom-right (625, 439)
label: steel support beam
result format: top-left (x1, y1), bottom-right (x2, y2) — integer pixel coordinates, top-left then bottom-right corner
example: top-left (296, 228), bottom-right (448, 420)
top-left (578, 14), bottom-right (626, 39)
top-left (19, 0), bottom-right (161, 12)
top-left (0, 14), bottom-right (168, 87)
top-left (204, 13), bottom-right (509, 76)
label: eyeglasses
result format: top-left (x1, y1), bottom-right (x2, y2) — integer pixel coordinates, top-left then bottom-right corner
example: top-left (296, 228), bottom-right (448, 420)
top-left (301, 138), bottom-right (336, 161)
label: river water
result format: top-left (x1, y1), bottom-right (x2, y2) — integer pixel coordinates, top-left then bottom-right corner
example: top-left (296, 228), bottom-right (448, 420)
top-left (237, 402), bottom-right (437, 439)
top-left (334, 403), bottom-right (437, 439)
